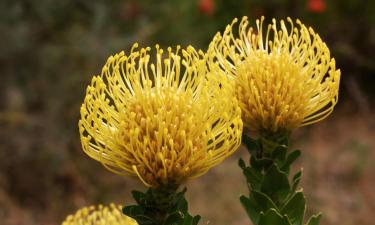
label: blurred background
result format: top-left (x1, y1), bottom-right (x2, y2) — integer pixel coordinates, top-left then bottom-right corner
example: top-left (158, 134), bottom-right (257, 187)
top-left (0, 0), bottom-right (374, 224)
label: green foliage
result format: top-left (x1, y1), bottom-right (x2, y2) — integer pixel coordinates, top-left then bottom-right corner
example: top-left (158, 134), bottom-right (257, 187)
top-left (239, 133), bottom-right (320, 225)
top-left (281, 192), bottom-right (305, 225)
top-left (258, 209), bottom-right (291, 225)
top-left (123, 186), bottom-right (200, 225)
top-left (306, 214), bottom-right (322, 225)
top-left (261, 164), bottom-right (290, 203)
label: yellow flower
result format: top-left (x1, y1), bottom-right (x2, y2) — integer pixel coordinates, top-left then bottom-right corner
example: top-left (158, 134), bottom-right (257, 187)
top-left (79, 44), bottom-right (242, 187)
top-left (208, 16), bottom-right (340, 135)
top-left (62, 204), bottom-right (138, 225)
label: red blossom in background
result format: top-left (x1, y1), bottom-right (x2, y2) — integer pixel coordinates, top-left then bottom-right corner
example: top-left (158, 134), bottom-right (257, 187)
top-left (122, 1), bottom-right (140, 20)
top-left (198, 0), bottom-right (215, 16)
top-left (307, 0), bottom-right (327, 13)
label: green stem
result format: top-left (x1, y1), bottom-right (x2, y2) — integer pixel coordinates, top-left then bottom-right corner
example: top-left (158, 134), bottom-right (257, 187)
top-left (146, 184), bottom-right (179, 224)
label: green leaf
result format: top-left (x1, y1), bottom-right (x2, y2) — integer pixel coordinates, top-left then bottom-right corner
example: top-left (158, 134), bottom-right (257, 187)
top-left (272, 146), bottom-right (287, 161)
top-left (281, 192), bottom-right (306, 225)
top-left (175, 196), bottom-right (188, 213)
top-left (281, 150), bottom-right (301, 173)
top-left (181, 214), bottom-right (192, 225)
top-left (191, 215), bottom-right (201, 225)
top-left (292, 169), bottom-right (302, 192)
top-left (238, 158), bottom-right (246, 169)
top-left (258, 208), bottom-right (291, 225)
top-left (123, 205), bottom-right (145, 217)
top-left (306, 213), bottom-right (322, 225)
top-left (181, 214), bottom-right (201, 225)
top-left (243, 166), bottom-right (263, 190)
top-left (131, 190), bottom-right (147, 205)
top-left (250, 156), bottom-right (273, 171)
top-left (164, 211), bottom-right (184, 225)
top-left (242, 134), bottom-right (260, 154)
top-left (240, 191), bottom-right (279, 225)
top-left (172, 188), bottom-right (187, 209)
top-left (127, 214), bottom-right (155, 225)
top-left (275, 135), bottom-right (290, 146)
top-left (240, 195), bottom-right (260, 224)
top-left (261, 164), bottom-right (291, 202)
top-left (251, 190), bottom-right (278, 212)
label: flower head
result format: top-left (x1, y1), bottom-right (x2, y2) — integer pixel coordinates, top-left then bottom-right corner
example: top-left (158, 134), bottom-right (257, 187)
top-left (79, 44), bottom-right (242, 187)
top-left (62, 204), bottom-right (137, 225)
top-left (208, 16), bottom-right (340, 136)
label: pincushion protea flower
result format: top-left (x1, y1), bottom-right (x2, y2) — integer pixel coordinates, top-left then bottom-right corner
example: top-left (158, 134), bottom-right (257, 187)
top-left (62, 204), bottom-right (137, 225)
top-left (79, 44), bottom-right (242, 187)
top-left (208, 16), bottom-right (340, 136)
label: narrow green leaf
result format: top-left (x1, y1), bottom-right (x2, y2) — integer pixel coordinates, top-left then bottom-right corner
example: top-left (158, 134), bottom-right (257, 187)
top-left (251, 156), bottom-right (273, 171)
top-left (272, 146), bottom-right (287, 161)
top-left (240, 195), bottom-right (260, 224)
top-left (251, 190), bottom-right (278, 212)
top-left (172, 188), bottom-right (187, 208)
top-left (130, 215), bottom-right (155, 225)
top-left (238, 158), bottom-right (246, 169)
top-left (276, 135), bottom-right (290, 146)
top-left (281, 191), bottom-right (306, 225)
top-left (292, 169), bottom-right (303, 191)
top-left (306, 213), bottom-right (322, 225)
top-left (175, 196), bottom-right (188, 213)
top-left (281, 150), bottom-right (301, 173)
top-left (181, 214), bottom-right (192, 225)
top-left (261, 164), bottom-right (291, 202)
top-left (164, 211), bottom-right (183, 225)
top-left (123, 205), bottom-right (144, 217)
top-left (131, 190), bottom-right (146, 205)
top-left (243, 166), bottom-right (262, 190)
top-left (242, 134), bottom-right (260, 154)
top-left (191, 215), bottom-right (201, 225)
top-left (258, 208), bottom-right (291, 225)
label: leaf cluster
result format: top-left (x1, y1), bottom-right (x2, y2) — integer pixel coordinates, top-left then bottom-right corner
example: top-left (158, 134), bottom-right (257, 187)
top-left (123, 187), bottom-right (201, 225)
top-left (239, 134), bottom-right (321, 225)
